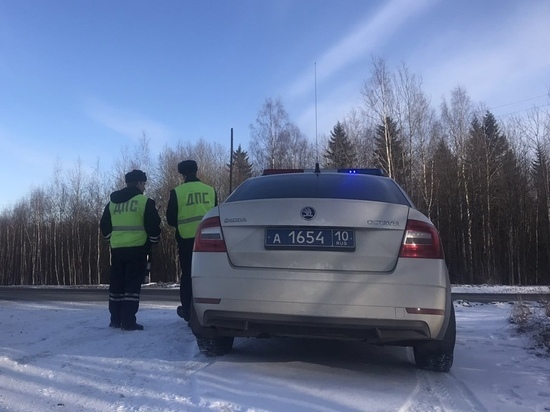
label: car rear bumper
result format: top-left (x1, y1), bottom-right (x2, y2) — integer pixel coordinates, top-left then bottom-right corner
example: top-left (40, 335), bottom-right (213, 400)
top-left (192, 254), bottom-right (451, 343)
top-left (196, 309), bottom-right (433, 345)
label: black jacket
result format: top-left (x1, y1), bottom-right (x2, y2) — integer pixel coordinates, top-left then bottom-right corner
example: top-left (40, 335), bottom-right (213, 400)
top-left (100, 187), bottom-right (161, 256)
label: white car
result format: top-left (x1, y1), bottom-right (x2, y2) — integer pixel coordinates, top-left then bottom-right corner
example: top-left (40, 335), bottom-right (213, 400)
top-left (189, 167), bottom-right (456, 372)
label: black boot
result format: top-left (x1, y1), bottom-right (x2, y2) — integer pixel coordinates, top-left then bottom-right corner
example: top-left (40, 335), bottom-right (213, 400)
top-left (177, 305), bottom-right (190, 321)
top-left (121, 323), bottom-right (144, 331)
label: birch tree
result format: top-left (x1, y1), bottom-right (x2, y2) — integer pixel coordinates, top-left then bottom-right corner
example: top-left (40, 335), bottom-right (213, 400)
top-left (440, 87), bottom-right (475, 282)
top-left (249, 97), bottom-right (291, 172)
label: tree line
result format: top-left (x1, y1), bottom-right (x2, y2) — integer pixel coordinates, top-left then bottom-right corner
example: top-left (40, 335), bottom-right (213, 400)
top-left (0, 57), bottom-right (549, 286)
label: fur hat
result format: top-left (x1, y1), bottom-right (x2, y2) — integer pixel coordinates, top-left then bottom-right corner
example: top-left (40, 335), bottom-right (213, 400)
top-left (124, 169), bottom-right (147, 183)
top-left (178, 160), bottom-right (198, 175)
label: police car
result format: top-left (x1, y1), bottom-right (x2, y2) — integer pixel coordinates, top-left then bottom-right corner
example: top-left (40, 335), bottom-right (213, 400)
top-left (189, 167), bottom-right (456, 372)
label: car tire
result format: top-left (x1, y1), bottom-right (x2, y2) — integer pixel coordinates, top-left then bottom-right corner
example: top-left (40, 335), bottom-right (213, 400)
top-left (196, 336), bottom-right (234, 357)
top-left (413, 304), bottom-right (456, 372)
top-left (189, 303), bottom-right (235, 356)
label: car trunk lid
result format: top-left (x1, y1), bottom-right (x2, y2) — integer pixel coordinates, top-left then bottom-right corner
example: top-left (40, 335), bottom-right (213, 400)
top-left (218, 198), bottom-right (409, 272)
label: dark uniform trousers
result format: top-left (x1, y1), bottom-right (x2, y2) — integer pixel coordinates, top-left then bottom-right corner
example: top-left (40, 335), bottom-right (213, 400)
top-left (178, 237), bottom-right (195, 314)
top-left (109, 251), bottom-right (147, 326)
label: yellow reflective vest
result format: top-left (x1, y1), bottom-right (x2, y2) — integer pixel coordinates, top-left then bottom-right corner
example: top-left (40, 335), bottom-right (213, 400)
top-left (174, 182), bottom-right (215, 238)
top-left (109, 195), bottom-right (148, 248)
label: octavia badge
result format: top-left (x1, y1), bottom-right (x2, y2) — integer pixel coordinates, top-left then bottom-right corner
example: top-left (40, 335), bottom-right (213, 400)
top-left (301, 207), bottom-right (316, 220)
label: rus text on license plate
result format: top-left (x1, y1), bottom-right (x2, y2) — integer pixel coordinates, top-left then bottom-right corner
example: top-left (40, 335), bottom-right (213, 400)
top-left (265, 228), bottom-right (355, 251)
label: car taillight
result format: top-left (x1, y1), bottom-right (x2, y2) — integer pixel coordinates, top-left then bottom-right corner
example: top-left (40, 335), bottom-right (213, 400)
top-left (399, 219), bottom-right (443, 259)
top-left (194, 217), bottom-right (227, 252)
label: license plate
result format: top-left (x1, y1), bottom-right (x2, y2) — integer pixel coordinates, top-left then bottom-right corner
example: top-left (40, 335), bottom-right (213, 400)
top-left (265, 228), bottom-right (355, 251)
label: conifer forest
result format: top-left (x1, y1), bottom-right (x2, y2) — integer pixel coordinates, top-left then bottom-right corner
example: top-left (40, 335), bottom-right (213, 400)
top-left (1, 59), bottom-right (549, 287)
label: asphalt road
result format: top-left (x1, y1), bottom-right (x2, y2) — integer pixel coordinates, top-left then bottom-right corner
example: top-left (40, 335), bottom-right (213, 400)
top-left (0, 285), bottom-right (548, 303)
top-left (0, 286), bottom-right (180, 302)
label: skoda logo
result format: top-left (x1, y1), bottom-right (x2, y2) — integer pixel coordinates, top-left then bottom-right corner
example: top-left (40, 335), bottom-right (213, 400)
top-left (300, 207), bottom-right (316, 220)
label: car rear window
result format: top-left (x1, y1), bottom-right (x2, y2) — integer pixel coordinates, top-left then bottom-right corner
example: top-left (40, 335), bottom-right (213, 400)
top-left (225, 173), bottom-right (412, 206)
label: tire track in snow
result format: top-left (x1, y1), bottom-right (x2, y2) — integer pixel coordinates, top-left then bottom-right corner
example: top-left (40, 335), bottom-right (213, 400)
top-left (400, 352), bottom-right (487, 412)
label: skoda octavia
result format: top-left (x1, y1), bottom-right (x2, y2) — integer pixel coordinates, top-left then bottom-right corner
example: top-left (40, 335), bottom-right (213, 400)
top-left (189, 167), bottom-right (456, 372)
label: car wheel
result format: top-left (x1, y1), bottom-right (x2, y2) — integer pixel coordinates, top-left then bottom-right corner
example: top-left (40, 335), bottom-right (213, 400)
top-left (196, 336), bottom-right (234, 357)
top-left (413, 304), bottom-right (456, 372)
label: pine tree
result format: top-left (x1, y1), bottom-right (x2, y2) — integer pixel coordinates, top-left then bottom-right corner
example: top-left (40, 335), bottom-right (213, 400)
top-left (465, 111), bottom-right (511, 282)
top-left (531, 142), bottom-right (550, 282)
top-left (228, 144), bottom-right (253, 190)
top-left (324, 121), bottom-right (356, 168)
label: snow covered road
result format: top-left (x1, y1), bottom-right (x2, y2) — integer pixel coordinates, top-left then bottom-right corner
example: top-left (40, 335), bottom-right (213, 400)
top-left (1, 300), bottom-right (549, 411)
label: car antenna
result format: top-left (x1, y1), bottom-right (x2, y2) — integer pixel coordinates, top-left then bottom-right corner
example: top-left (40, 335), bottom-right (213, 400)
top-left (313, 63), bottom-right (321, 175)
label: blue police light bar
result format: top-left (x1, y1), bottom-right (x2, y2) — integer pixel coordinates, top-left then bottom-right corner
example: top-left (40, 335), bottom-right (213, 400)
top-left (262, 168), bottom-right (386, 176)
top-left (337, 168), bottom-right (386, 176)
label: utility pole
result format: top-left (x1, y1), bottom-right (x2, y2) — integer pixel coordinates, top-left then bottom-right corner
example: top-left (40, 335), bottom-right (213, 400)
top-left (229, 128), bottom-right (234, 193)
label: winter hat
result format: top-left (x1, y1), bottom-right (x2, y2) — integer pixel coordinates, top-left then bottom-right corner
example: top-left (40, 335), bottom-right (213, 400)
top-left (125, 169), bottom-right (147, 183)
top-left (178, 160), bottom-right (198, 175)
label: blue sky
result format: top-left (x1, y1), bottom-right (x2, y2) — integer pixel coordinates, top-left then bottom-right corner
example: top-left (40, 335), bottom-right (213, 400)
top-left (1, 0), bottom-right (549, 209)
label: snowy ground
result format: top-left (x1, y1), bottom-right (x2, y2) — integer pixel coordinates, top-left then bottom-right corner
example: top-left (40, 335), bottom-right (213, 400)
top-left (452, 284), bottom-right (550, 294)
top-left (1, 290), bottom-right (550, 411)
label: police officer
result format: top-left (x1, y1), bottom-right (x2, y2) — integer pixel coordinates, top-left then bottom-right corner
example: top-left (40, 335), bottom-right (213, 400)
top-left (166, 160), bottom-right (217, 321)
top-left (100, 169), bottom-right (161, 331)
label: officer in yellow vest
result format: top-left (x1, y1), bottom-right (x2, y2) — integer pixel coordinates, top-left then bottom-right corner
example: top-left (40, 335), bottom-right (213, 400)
top-left (166, 160), bottom-right (217, 322)
top-left (100, 169), bottom-right (161, 331)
